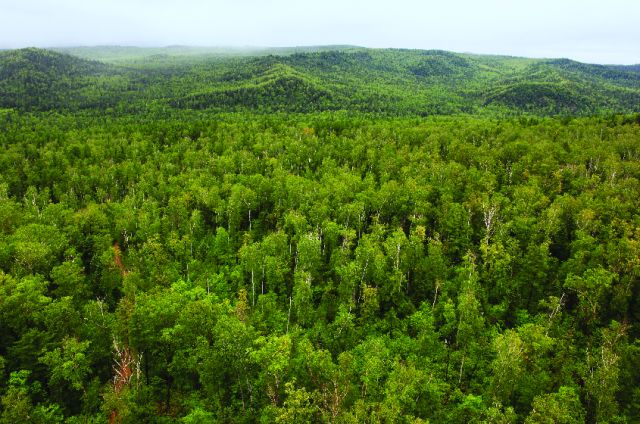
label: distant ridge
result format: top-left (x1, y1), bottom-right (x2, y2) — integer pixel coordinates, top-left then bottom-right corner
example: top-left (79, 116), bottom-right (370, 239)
top-left (2, 46), bottom-right (639, 115)
top-left (52, 45), bottom-right (362, 63)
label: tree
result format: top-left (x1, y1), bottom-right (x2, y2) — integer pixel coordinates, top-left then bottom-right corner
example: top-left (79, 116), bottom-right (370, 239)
top-left (227, 184), bottom-right (257, 233)
top-left (293, 270), bottom-right (314, 327)
top-left (39, 337), bottom-right (92, 394)
top-left (275, 380), bottom-right (318, 423)
top-left (10, 223), bottom-right (67, 276)
top-left (525, 386), bottom-right (585, 424)
top-left (251, 334), bottom-right (292, 407)
top-left (564, 267), bottom-right (615, 326)
top-left (583, 321), bottom-right (627, 422)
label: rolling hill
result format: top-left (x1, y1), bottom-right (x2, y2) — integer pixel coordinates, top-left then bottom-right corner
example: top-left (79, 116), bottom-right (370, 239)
top-left (1, 46), bottom-right (639, 115)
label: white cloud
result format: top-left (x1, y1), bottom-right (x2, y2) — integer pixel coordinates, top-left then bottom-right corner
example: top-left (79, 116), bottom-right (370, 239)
top-left (0, 0), bottom-right (638, 63)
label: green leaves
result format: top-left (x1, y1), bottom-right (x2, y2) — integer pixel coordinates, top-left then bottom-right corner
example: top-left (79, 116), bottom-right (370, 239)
top-left (1, 109), bottom-right (640, 422)
top-left (9, 224), bottom-right (67, 276)
top-left (274, 380), bottom-right (318, 423)
top-left (564, 268), bottom-right (615, 324)
top-left (39, 338), bottom-right (91, 392)
top-left (525, 387), bottom-right (585, 424)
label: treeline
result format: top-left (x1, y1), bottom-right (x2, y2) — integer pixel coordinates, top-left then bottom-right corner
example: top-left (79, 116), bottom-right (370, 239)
top-left (1, 111), bottom-right (639, 422)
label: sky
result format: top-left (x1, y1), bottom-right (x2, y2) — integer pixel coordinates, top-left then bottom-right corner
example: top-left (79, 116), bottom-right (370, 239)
top-left (1, 0), bottom-right (639, 64)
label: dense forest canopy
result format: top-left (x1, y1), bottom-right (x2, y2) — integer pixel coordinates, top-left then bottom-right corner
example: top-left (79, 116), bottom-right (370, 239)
top-left (0, 46), bottom-right (639, 423)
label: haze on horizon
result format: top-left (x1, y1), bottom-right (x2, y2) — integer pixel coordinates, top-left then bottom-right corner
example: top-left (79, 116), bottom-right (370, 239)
top-left (1, 0), bottom-right (639, 65)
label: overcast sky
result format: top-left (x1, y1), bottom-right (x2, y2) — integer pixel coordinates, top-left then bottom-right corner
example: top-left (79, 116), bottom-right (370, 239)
top-left (1, 0), bottom-right (638, 64)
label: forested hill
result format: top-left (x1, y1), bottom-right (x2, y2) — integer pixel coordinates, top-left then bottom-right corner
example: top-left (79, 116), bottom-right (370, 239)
top-left (1, 46), bottom-right (640, 115)
top-left (0, 48), bottom-right (124, 111)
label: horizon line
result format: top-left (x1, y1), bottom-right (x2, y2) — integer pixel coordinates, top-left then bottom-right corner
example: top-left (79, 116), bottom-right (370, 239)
top-left (1, 44), bottom-right (638, 66)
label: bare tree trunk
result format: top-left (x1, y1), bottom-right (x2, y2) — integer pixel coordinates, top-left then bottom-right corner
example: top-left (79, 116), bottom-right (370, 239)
top-left (432, 283), bottom-right (439, 309)
top-left (458, 353), bottom-right (466, 386)
top-left (286, 296), bottom-right (292, 333)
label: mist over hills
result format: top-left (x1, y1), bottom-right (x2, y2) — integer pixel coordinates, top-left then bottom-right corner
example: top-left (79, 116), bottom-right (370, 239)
top-left (1, 46), bottom-right (639, 115)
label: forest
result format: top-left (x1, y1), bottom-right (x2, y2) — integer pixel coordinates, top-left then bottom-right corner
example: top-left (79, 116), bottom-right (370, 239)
top-left (2, 47), bottom-right (640, 116)
top-left (0, 46), bottom-right (640, 423)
